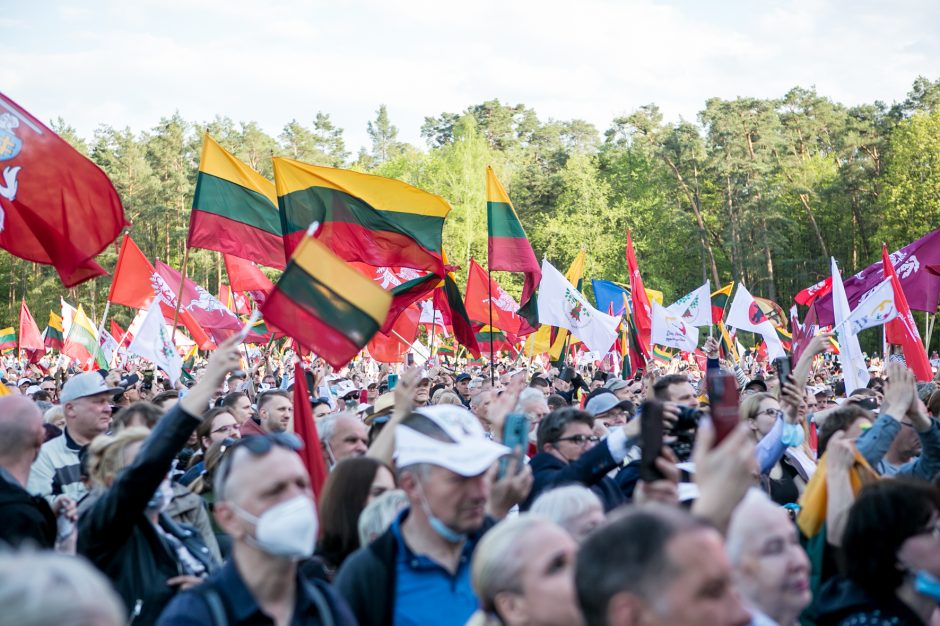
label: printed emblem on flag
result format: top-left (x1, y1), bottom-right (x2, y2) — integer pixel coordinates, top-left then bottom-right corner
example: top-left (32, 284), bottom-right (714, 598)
top-left (849, 299), bottom-right (896, 334)
top-left (564, 288), bottom-right (589, 329)
top-left (485, 286), bottom-right (518, 314)
top-left (0, 113), bottom-right (24, 207)
top-left (748, 302), bottom-right (767, 325)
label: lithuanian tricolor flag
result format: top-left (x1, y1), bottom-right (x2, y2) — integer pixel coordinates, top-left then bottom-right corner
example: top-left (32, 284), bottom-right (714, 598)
top-left (0, 327), bottom-right (15, 354)
top-left (260, 227), bottom-right (393, 369)
top-left (486, 166), bottom-right (540, 329)
top-left (651, 345), bottom-right (674, 364)
top-left (274, 158), bottom-right (450, 276)
top-left (43, 311), bottom-right (64, 350)
top-left (188, 133), bottom-right (285, 269)
top-left (475, 325), bottom-right (514, 355)
top-left (711, 282), bottom-right (734, 324)
top-left (62, 306), bottom-right (108, 368)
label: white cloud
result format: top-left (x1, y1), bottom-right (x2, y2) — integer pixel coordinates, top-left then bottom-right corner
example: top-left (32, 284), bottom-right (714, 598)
top-left (3, 0), bottom-right (938, 152)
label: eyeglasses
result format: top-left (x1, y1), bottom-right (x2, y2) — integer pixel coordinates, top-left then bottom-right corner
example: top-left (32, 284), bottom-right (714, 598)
top-left (212, 423), bottom-right (240, 435)
top-left (756, 408), bottom-right (785, 419)
top-left (216, 432), bottom-right (304, 493)
top-left (555, 434), bottom-right (599, 446)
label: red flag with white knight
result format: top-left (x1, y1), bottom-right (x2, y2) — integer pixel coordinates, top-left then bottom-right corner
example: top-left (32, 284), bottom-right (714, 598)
top-left (0, 92), bottom-right (128, 287)
top-left (464, 258), bottom-right (523, 336)
top-left (882, 243), bottom-right (932, 381)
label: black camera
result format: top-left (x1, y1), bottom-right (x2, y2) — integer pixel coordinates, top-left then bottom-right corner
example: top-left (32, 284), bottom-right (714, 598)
top-left (668, 405), bottom-right (702, 463)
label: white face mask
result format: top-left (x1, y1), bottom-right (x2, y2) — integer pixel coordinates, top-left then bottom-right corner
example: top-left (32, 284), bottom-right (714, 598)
top-left (232, 495), bottom-right (318, 559)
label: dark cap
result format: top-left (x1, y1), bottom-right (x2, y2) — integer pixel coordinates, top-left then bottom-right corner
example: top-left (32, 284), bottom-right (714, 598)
top-left (455, 373), bottom-right (472, 383)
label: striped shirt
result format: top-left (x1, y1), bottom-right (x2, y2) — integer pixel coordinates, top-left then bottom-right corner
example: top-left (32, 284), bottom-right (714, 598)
top-left (27, 429), bottom-right (88, 504)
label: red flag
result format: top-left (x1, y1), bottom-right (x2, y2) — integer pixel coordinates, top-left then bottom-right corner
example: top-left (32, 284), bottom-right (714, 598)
top-left (794, 277), bottom-right (832, 306)
top-left (110, 320), bottom-right (132, 348)
top-left (0, 92), bottom-right (128, 287)
top-left (109, 234), bottom-right (157, 309)
top-left (223, 253), bottom-right (274, 294)
top-left (293, 362), bottom-right (329, 500)
top-left (882, 243), bottom-right (932, 381)
top-left (368, 305), bottom-right (421, 363)
top-left (18, 300), bottom-right (44, 363)
top-left (792, 303), bottom-right (819, 364)
top-left (625, 230), bottom-right (652, 358)
top-left (463, 258), bottom-right (523, 335)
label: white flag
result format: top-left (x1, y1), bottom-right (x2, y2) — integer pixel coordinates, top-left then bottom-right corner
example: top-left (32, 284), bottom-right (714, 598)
top-left (418, 300), bottom-right (449, 337)
top-left (666, 280), bottom-right (712, 327)
top-left (725, 283), bottom-right (786, 361)
top-left (831, 257), bottom-right (870, 394)
top-left (536, 259), bottom-right (620, 354)
top-left (652, 301), bottom-right (700, 352)
top-left (128, 299), bottom-right (183, 386)
top-left (844, 277), bottom-right (898, 335)
top-left (98, 329), bottom-right (120, 364)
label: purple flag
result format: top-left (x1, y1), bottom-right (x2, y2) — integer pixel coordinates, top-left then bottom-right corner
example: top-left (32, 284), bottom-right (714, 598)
top-left (813, 228), bottom-right (940, 326)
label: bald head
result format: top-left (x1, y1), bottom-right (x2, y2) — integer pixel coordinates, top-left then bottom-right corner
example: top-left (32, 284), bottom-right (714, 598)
top-left (0, 396), bottom-right (44, 463)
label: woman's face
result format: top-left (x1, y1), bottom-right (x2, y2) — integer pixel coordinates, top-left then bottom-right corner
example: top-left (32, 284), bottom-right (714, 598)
top-left (499, 522), bottom-right (585, 626)
top-left (206, 412), bottom-right (240, 448)
top-left (367, 465), bottom-right (396, 505)
top-left (565, 504), bottom-right (606, 543)
top-left (898, 513), bottom-right (940, 580)
top-left (751, 398), bottom-right (781, 437)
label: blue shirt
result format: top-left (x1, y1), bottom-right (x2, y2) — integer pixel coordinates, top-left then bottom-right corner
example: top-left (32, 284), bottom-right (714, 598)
top-left (390, 510), bottom-right (479, 626)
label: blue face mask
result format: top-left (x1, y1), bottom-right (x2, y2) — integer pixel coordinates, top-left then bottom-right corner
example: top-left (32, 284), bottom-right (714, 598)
top-left (915, 570), bottom-right (940, 602)
top-left (782, 422), bottom-right (805, 448)
top-left (417, 484), bottom-right (466, 544)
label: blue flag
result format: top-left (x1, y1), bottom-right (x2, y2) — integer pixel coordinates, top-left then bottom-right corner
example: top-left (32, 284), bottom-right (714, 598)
top-left (592, 280), bottom-right (631, 316)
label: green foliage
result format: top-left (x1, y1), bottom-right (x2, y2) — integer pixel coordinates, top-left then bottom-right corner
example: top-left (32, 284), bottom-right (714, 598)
top-left (2, 79), bottom-right (939, 345)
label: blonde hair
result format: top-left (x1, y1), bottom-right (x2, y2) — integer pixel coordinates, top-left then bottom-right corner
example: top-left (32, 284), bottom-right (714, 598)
top-left (43, 405), bottom-right (64, 425)
top-left (434, 391), bottom-right (463, 406)
top-left (87, 426), bottom-right (150, 488)
top-left (189, 437), bottom-right (235, 495)
top-left (739, 392), bottom-right (776, 423)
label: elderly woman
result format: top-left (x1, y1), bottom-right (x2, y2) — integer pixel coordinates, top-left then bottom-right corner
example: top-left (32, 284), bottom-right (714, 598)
top-left (530, 485), bottom-right (605, 542)
top-left (467, 515), bottom-right (584, 626)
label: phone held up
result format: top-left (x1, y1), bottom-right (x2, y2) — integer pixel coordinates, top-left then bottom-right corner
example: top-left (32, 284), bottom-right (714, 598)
top-left (498, 412), bottom-right (529, 480)
top-left (706, 369), bottom-right (739, 446)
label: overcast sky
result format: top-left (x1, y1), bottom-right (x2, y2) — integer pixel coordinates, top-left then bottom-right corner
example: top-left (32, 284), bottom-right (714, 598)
top-left (3, 0), bottom-right (939, 152)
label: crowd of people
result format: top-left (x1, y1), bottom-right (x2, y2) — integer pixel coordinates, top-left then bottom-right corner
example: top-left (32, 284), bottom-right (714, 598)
top-left (2, 332), bottom-right (940, 626)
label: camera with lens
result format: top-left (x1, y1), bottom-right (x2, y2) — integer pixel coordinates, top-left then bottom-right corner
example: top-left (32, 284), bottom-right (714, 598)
top-left (668, 405), bottom-right (702, 462)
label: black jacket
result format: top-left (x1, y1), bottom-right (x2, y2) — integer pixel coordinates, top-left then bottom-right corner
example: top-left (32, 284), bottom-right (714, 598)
top-left (78, 404), bottom-right (218, 626)
top-left (334, 512), bottom-right (495, 626)
top-left (0, 471), bottom-right (56, 549)
top-left (811, 576), bottom-right (927, 626)
top-left (520, 440), bottom-right (625, 512)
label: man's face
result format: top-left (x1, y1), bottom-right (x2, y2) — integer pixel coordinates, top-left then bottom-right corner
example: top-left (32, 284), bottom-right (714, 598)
top-left (891, 418), bottom-right (923, 461)
top-left (65, 393), bottom-right (113, 441)
top-left (522, 398), bottom-right (550, 438)
top-left (804, 391), bottom-right (818, 414)
top-left (328, 416), bottom-right (369, 462)
top-left (366, 385), bottom-right (378, 402)
top-left (456, 379), bottom-right (470, 396)
top-left (313, 402), bottom-right (332, 419)
top-left (472, 391), bottom-right (492, 423)
top-left (260, 395), bottom-right (293, 433)
top-left (734, 510), bottom-right (811, 621)
top-left (553, 378), bottom-right (571, 393)
top-left (549, 421), bottom-right (595, 463)
top-left (124, 386), bottom-right (141, 403)
top-left (641, 529), bottom-right (749, 626)
top-left (414, 380), bottom-right (430, 405)
top-left (262, 375), bottom-right (277, 387)
top-left (590, 380), bottom-right (603, 392)
top-left (613, 386), bottom-right (631, 401)
top-left (600, 407), bottom-right (627, 428)
top-left (667, 382), bottom-right (700, 409)
top-left (40, 382), bottom-right (57, 401)
top-left (412, 465), bottom-right (489, 534)
top-left (230, 395), bottom-right (254, 424)
top-left (207, 412), bottom-right (241, 446)
top-left (105, 371), bottom-right (122, 387)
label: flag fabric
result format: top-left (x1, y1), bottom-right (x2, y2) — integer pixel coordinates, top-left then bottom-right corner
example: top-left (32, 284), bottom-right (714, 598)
top-left (651, 301), bottom-right (700, 352)
top-left (717, 320), bottom-right (740, 362)
top-left (795, 277), bottom-right (832, 306)
top-left (725, 284), bottom-right (786, 361)
top-left (274, 157), bottom-right (450, 275)
top-left (485, 166), bottom-right (541, 316)
top-left (527, 251), bottom-right (586, 357)
top-left (434, 275), bottom-right (481, 357)
top-left (110, 320), bottom-right (131, 348)
top-left (128, 299), bottom-right (183, 386)
top-left (418, 300), bottom-right (448, 336)
top-left (536, 259), bottom-right (620, 354)
top-left (0, 92), bottom-right (127, 287)
top-left (43, 311), bottom-right (64, 350)
top-left (592, 280), bottom-right (630, 317)
top-left (98, 328), bottom-right (120, 365)
top-left (368, 305), bottom-right (420, 364)
top-left (189, 133), bottom-right (285, 269)
top-left (831, 257), bottom-right (870, 394)
top-left (843, 278), bottom-right (898, 335)
top-left (109, 234), bottom-right (158, 309)
top-left (711, 282), bottom-right (734, 324)
top-left (63, 306), bottom-right (107, 368)
top-left (0, 327), bottom-right (15, 353)
top-left (625, 230), bottom-right (652, 358)
top-left (155, 262), bottom-right (243, 347)
top-left (18, 300), bottom-right (44, 360)
top-left (881, 243), bottom-right (932, 381)
top-left (651, 345), bottom-right (674, 365)
top-left (219, 284), bottom-right (252, 316)
top-left (223, 253), bottom-right (275, 294)
top-left (666, 281), bottom-right (713, 327)
top-left (464, 258), bottom-right (523, 336)
top-left (260, 228), bottom-right (393, 369)
top-left (292, 362), bottom-right (329, 499)
top-left (475, 325), bottom-right (515, 355)
top-left (814, 228), bottom-right (940, 324)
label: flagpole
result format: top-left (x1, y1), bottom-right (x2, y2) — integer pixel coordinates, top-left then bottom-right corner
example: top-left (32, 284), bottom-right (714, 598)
top-left (429, 301), bottom-right (437, 363)
top-left (486, 262), bottom-right (495, 386)
top-left (96, 300), bottom-right (112, 340)
top-left (171, 245), bottom-right (191, 343)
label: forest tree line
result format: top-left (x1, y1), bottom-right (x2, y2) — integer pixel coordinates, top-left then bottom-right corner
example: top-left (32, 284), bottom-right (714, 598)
top-left (3, 76), bottom-right (939, 336)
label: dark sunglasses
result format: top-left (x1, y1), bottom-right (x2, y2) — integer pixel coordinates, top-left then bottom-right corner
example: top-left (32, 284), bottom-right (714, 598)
top-left (216, 432), bottom-right (304, 491)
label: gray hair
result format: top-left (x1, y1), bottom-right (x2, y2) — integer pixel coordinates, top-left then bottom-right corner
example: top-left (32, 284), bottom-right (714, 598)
top-left (516, 387), bottom-right (547, 413)
top-left (43, 405), bottom-right (64, 425)
top-left (317, 411), bottom-right (357, 445)
top-left (530, 486), bottom-right (602, 533)
top-left (434, 391), bottom-right (463, 406)
top-left (0, 551), bottom-right (125, 626)
top-left (358, 489), bottom-right (409, 545)
top-left (471, 515), bottom-right (551, 614)
top-left (726, 488), bottom-right (781, 566)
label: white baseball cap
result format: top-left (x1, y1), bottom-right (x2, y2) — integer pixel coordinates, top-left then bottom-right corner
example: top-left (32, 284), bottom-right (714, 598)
top-left (335, 380), bottom-right (359, 398)
top-left (395, 405), bottom-right (510, 477)
top-left (61, 372), bottom-right (123, 404)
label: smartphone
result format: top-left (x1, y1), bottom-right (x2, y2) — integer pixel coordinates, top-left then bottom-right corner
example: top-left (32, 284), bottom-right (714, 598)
top-left (639, 401), bottom-right (665, 482)
top-left (387, 373), bottom-right (399, 391)
top-left (773, 356), bottom-right (792, 388)
top-left (406, 353), bottom-right (415, 367)
top-left (707, 370), bottom-right (739, 445)
top-left (498, 412), bottom-right (530, 479)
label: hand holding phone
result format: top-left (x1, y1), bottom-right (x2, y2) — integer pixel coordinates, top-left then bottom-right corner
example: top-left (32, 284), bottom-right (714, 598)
top-left (498, 412), bottom-right (529, 480)
top-left (706, 370), bottom-right (739, 446)
top-left (639, 401), bottom-right (665, 482)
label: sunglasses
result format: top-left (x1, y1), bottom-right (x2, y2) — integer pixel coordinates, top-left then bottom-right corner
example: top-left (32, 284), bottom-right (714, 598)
top-left (555, 434), bottom-right (599, 446)
top-left (216, 433), bottom-right (304, 492)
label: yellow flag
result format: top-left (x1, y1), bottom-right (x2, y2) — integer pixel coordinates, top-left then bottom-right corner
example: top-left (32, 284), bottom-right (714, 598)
top-left (525, 251), bottom-right (586, 358)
